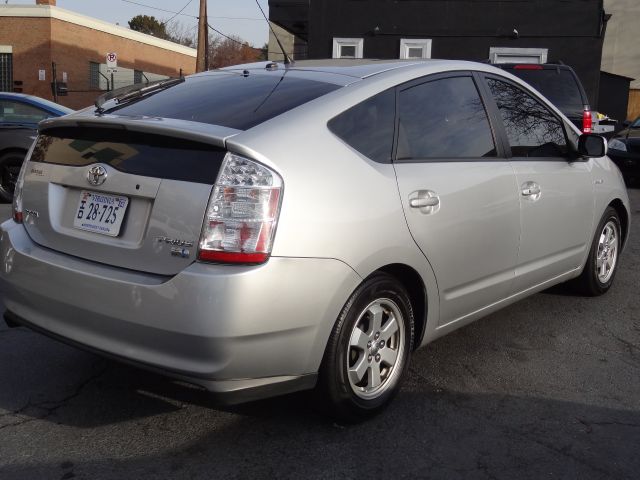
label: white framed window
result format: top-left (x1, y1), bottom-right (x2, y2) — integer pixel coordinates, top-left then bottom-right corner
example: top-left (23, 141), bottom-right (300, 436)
top-left (332, 38), bottom-right (364, 59)
top-left (399, 39), bottom-right (432, 59)
top-left (489, 47), bottom-right (548, 65)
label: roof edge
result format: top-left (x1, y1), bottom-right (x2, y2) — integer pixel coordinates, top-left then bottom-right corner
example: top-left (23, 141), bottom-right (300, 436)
top-left (0, 5), bottom-right (197, 57)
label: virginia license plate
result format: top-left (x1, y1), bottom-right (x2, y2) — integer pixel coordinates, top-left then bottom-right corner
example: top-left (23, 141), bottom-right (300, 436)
top-left (73, 190), bottom-right (129, 237)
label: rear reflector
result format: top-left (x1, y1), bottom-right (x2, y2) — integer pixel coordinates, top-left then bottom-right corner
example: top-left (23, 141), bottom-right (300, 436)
top-left (197, 250), bottom-right (269, 264)
top-left (514, 64), bottom-right (544, 70)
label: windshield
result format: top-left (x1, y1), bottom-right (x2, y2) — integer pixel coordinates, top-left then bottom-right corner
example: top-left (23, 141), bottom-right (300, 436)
top-left (632, 118), bottom-right (640, 128)
top-left (113, 72), bottom-right (341, 130)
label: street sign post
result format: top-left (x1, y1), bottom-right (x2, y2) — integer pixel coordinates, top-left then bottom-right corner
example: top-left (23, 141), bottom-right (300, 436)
top-left (106, 52), bottom-right (117, 92)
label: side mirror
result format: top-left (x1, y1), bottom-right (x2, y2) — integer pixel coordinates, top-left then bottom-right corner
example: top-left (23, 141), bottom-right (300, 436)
top-left (622, 120), bottom-right (631, 128)
top-left (578, 134), bottom-right (607, 158)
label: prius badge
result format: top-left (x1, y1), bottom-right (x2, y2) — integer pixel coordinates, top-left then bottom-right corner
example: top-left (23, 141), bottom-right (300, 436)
top-left (87, 165), bottom-right (108, 186)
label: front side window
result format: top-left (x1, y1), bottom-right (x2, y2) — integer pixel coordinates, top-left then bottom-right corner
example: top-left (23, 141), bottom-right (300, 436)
top-left (0, 100), bottom-right (49, 123)
top-left (332, 38), bottom-right (364, 59)
top-left (328, 89), bottom-right (395, 163)
top-left (397, 76), bottom-right (496, 160)
top-left (486, 78), bottom-right (567, 157)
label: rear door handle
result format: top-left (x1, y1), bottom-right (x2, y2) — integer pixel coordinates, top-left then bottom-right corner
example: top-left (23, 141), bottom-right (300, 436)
top-left (409, 190), bottom-right (440, 214)
top-left (410, 197), bottom-right (439, 208)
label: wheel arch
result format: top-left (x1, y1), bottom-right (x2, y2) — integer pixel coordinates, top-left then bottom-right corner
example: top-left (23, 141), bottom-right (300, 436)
top-left (370, 263), bottom-right (428, 350)
top-left (0, 147), bottom-right (28, 159)
top-left (608, 198), bottom-right (629, 249)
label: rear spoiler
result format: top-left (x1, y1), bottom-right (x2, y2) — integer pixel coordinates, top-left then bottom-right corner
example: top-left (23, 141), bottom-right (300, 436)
top-left (38, 114), bottom-right (241, 149)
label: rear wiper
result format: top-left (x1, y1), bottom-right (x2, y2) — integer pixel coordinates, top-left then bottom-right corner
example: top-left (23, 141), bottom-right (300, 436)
top-left (94, 77), bottom-right (185, 114)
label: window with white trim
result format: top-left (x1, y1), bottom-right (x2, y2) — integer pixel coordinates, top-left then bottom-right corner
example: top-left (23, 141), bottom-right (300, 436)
top-left (399, 39), bottom-right (432, 59)
top-left (489, 47), bottom-right (548, 65)
top-left (332, 38), bottom-right (364, 59)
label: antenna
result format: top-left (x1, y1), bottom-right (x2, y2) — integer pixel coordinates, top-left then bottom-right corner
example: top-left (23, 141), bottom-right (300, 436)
top-left (254, 0), bottom-right (293, 66)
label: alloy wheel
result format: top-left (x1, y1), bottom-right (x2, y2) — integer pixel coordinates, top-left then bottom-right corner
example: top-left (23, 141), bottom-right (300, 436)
top-left (346, 298), bottom-right (405, 400)
top-left (596, 220), bottom-right (619, 284)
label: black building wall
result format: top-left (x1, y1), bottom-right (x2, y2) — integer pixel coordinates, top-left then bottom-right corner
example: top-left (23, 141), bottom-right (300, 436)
top-left (271, 0), bottom-right (606, 107)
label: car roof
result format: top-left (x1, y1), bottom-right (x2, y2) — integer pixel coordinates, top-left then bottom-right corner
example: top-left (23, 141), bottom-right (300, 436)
top-left (219, 59), bottom-right (490, 86)
top-left (0, 92), bottom-right (74, 114)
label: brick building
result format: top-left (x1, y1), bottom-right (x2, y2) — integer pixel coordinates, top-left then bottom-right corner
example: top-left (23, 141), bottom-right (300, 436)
top-left (0, 0), bottom-right (196, 109)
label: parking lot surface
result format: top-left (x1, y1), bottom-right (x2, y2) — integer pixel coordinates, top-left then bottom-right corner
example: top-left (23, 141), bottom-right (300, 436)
top-left (0, 191), bottom-right (639, 479)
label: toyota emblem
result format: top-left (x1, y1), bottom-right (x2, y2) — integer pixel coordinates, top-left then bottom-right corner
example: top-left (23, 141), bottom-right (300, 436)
top-left (87, 165), bottom-right (107, 186)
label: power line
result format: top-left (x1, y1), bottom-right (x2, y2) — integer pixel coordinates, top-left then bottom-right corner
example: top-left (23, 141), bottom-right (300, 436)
top-left (122, 0), bottom-right (300, 59)
top-left (121, 0), bottom-right (263, 21)
top-left (164, 0), bottom-right (194, 25)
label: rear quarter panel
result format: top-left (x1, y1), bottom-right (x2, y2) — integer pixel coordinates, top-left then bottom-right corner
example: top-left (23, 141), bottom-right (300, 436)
top-left (226, 68), bottom-right (455, 347)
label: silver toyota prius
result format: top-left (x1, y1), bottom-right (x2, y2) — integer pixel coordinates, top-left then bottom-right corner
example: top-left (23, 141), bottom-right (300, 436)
top-left (0, 60), bottom-right (630, 421)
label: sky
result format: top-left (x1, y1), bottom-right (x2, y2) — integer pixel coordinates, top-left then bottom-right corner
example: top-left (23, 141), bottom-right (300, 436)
top-left (6, 0), bottom-right (270, 47)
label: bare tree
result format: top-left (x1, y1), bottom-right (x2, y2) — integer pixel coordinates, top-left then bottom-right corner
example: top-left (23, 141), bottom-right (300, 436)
top-left (209, 35), bottom-right (262, 68)
top-left (165, 21), bottom-right (196, 48)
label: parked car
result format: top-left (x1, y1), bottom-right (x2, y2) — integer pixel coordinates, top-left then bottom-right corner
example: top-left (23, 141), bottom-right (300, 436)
top-left (1, 60), bottom-right (629, 421)
top-left (497, 63), bottom-right (593, 134)
top-left (608, 117), bottom-right (640, 186)
top-left (0, 93), bottom-right (73, 202)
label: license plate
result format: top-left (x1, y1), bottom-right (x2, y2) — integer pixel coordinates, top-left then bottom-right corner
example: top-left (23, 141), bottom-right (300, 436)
top-left (73, 190), bottom-right (129, 237)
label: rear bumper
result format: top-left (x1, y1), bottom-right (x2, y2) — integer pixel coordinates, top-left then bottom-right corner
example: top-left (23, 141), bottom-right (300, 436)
top-left (0, 220), bottom-right (361, 402)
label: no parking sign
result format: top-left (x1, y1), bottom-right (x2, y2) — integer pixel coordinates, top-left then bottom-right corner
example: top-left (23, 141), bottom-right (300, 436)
top-left (106, 52), bottom-right (118, 73)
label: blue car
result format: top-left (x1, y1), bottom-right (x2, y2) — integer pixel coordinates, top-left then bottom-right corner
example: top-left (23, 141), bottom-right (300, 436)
top-left (0, 93), bottom-right (73, 202)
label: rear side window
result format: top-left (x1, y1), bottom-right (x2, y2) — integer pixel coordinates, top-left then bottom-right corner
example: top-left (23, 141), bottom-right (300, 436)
top-left (397, 76), bottom-right (496, 160)
top-left (486, 78), bottom-right (567, 158)
top-left (328, 89), bottom-right (396, 163)
top-left (113, 73), bottom-right (340, 131)
top-left (508, 69), bottom-right (583, 109)
top-left (31, 128), bottom-right (226, 184)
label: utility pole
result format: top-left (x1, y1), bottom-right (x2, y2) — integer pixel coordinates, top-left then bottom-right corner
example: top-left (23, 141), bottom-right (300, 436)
top-left (196, 0), bottom-right (208, 72)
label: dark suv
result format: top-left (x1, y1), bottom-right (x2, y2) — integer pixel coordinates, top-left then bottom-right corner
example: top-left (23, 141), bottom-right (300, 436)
top-left (498, 63), bottom-right (591, 134)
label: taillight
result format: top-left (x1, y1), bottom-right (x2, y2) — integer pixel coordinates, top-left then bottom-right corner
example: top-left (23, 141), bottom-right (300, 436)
top-left (583, 109), bottom-right (592, 134)
top-left (12, 139), bottom-right (37, 224)
top-left (197, 152), bottom-right (283, 265)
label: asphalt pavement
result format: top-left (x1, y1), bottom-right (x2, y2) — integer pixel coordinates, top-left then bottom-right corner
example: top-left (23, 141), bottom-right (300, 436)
top-left (0, 191), bottom-right (639, 480)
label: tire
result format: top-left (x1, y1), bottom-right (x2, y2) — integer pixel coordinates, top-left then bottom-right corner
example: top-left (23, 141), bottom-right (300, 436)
top-left (0, 150), bottom-right (27, 203)
top-left (317, 273), bottom-right (414, 422)
top-left (572, 207), bottom-right (622, 296)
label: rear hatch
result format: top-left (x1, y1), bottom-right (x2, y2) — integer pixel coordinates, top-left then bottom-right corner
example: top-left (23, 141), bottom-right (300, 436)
top-left (20, 67), bottom-right (346, 275)
top-left (22, 124), bottom-right (229, 276)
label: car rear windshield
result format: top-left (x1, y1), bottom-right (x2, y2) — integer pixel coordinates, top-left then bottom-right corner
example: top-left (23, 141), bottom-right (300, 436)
top-left (507, 69), bottom-right (584, 109)
top-left (31, 128), bottom-right (227, 184)
top-left (111, 72), bottom-right (341, 130)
